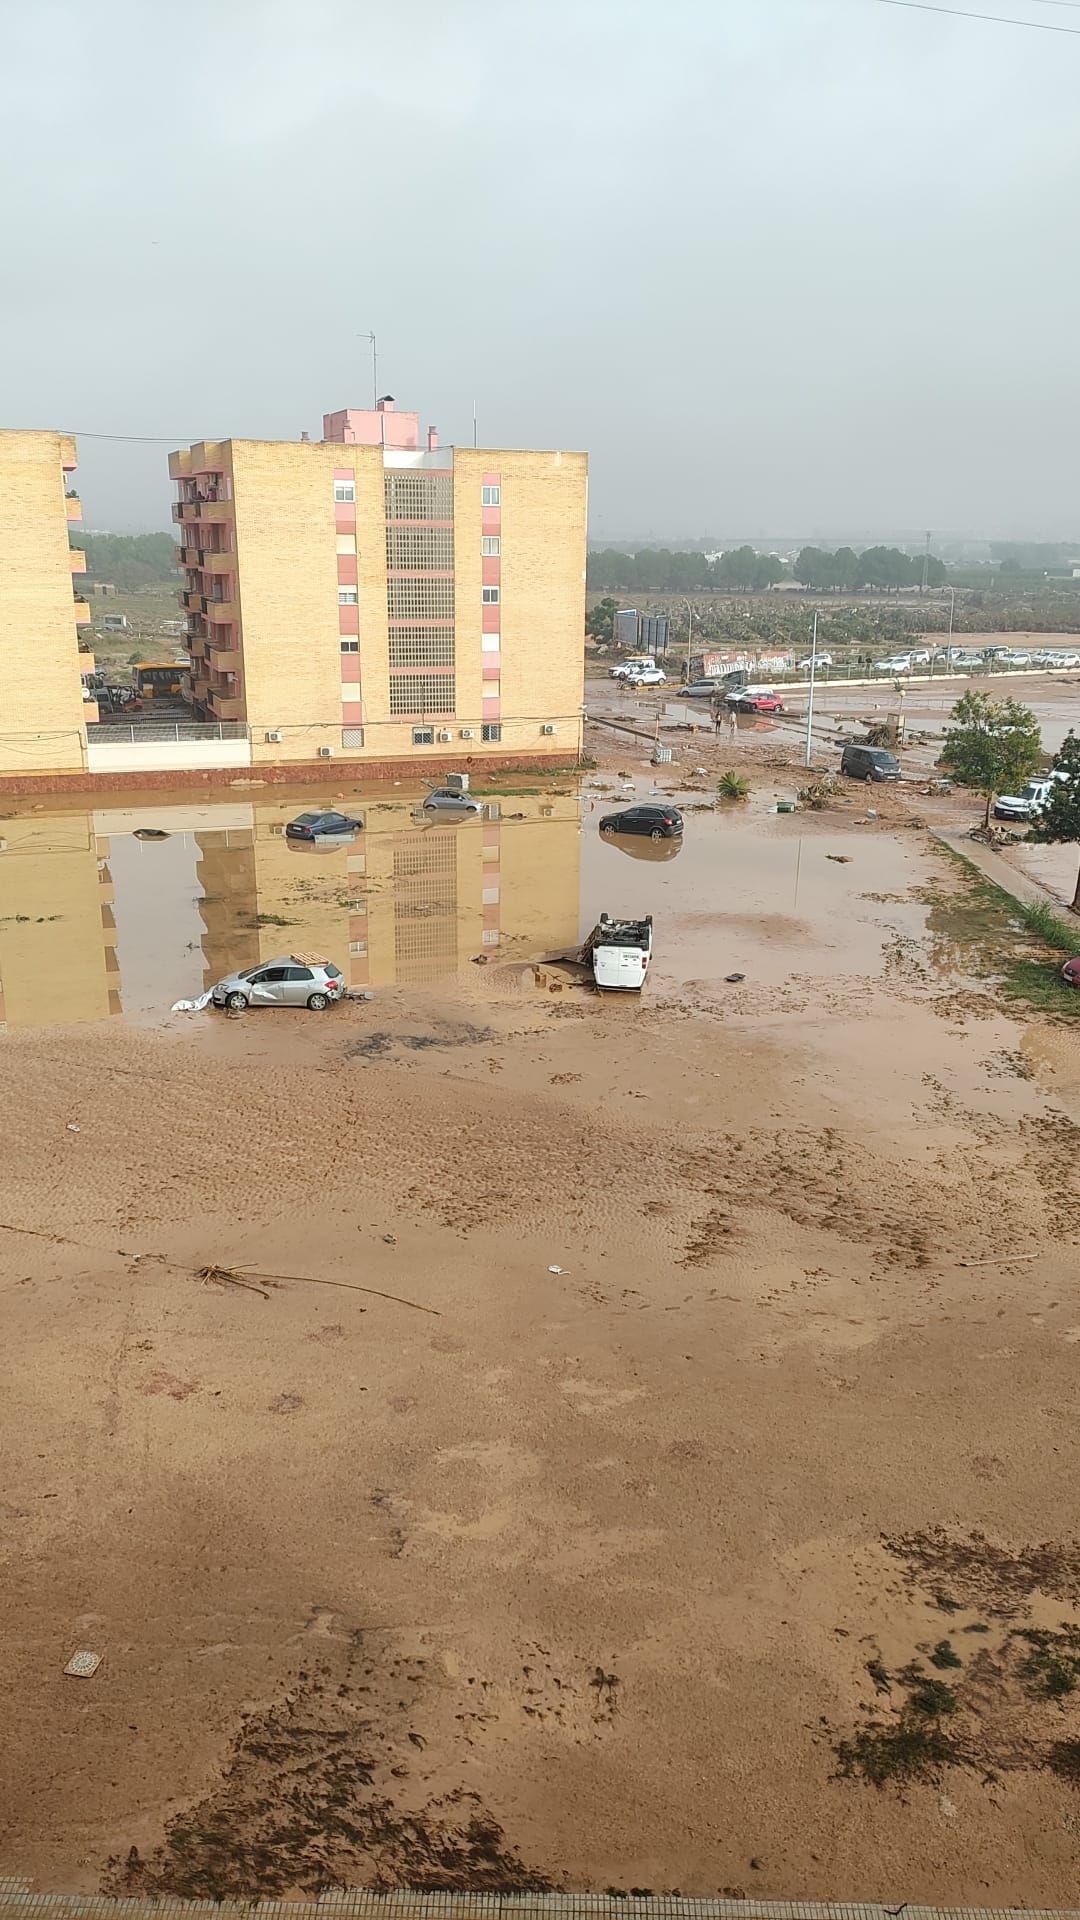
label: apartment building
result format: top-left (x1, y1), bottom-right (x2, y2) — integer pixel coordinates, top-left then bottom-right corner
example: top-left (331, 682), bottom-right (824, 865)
top-left (0, 430), bottom-right (92, 776)
top-left (169, 401), bottom-right (587, 772)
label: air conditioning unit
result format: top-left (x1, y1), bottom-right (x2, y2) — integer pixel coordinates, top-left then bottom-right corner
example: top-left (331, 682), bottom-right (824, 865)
top-left (541, 723), bottom-right (557, 735)
top-left (459, 727), bottom-right (475, 740)
top-left (437, 729), bottom-right (453, 743)
top-left (264, 729), bottom-right (282, 743)
top-left (318, 745), bottom-right (334, 758)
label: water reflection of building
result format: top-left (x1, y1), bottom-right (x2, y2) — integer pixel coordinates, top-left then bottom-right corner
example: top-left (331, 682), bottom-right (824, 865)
top-left (0, 816), bottom-right (119, 1028)
top-left (242, 796), bottom-right (581, 991)
top-left (0, 793), bottom-right (582, 1026)
top-left (196, 827), bottom-right (258, 986)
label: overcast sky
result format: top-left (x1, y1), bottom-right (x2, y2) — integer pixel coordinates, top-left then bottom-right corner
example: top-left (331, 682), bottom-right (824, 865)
top-left (2, 0), bottom-right (1077, 541)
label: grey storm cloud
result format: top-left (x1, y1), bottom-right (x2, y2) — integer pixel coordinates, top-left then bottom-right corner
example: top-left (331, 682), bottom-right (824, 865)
top-left (1, 0), bottom-right (1077, 540)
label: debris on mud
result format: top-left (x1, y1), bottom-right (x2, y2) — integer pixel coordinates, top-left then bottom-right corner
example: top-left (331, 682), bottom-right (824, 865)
top-left (101, 1665), bottom-right (552, 1898)
top-left (885, 1528), bottom-right (1080, 1613)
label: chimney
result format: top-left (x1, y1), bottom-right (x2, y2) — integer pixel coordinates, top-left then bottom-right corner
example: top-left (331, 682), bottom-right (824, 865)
top-left (376, 394), bottom-right (396, 414)
top-left (427, 425), bottom-right (439, 451)
top-left (300, 429), bottom-right (310, 442)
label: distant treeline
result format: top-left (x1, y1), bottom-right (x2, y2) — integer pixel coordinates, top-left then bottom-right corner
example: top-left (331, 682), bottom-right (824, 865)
top-left (587, 544), bottom-right (947, 594)
top-left (70, 531), bottom-right (178, 591)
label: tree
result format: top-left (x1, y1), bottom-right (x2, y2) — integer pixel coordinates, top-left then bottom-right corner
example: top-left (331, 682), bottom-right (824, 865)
top-left (585, 597), bottom-right (618, 645)
top-left (940, 690), bottom-right (1043, 829)
top-left (72, 531), bottom-right (178, 590)
top-left (1030, 728), bottom-right (1080, 912)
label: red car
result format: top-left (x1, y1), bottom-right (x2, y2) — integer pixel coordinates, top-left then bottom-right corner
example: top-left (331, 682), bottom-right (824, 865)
top-left (1061, 957), bottom-right (1080, 988)
top-left (734, 692), bottom-right (785, 714)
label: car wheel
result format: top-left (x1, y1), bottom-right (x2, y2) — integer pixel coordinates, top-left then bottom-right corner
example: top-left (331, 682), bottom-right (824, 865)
top-left (601, 822), bottom-right (614, 833)
top-left (650, 827), bottom-right (664, 840)
top-left (307, 992), bottom-right (329, 1012)
top-left (866, 771), bottom-right (876, 783)
top-left (225, 991), bottom-right (249, 1011)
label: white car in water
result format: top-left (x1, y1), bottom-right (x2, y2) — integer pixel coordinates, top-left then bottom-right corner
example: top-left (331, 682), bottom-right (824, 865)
top-left (873, 655), bottom-right (913, 674)
top-left (624, 665), bottom-right (667, 686)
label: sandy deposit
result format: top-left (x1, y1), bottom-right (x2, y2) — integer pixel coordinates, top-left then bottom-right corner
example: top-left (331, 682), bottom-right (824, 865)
top-left (1, 793), bottom-right (1079, 1906)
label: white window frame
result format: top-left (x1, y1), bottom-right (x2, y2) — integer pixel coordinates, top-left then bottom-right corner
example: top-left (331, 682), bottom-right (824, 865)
top-left (481, 631), bottom-right (500, 653)
top-left (481, 585), bottom-right (500, 605)
top-left (349, 939), bottom-right (368, 956)
top-left (412, 725), bottom-right (435, 746)
top-left (338, 587), bottom-right (358, 605)
top-left (340, 638), bottom-right (359, 653)
top-left (334, 480), bottom-right (356, 504)
top-left (482, 722), bottom-right (502, 743)
top-left (481, 535), bottom-right (501, 557)
top-left (481, 484), bottom-right (500, 507)
top-left (481, 928), bottom-right (500, 946)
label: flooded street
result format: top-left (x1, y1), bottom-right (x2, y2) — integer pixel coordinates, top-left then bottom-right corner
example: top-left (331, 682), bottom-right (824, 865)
top-left (1, 772), bottom-right (1079, 1907)
top-left (2, 779), bottom-right (937, 1027)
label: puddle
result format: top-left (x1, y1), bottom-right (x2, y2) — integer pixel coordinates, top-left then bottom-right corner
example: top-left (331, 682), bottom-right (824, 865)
top-left (0, 780), bottom-right (984, 1030)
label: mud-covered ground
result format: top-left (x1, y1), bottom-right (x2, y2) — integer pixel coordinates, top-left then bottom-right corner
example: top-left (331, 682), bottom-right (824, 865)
top-left (1, 770), bottom-right (1079, 1905)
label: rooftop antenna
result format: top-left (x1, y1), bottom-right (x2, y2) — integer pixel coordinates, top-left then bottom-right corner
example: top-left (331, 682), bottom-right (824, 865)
top-left (359, 331), bottom-right (377, 409)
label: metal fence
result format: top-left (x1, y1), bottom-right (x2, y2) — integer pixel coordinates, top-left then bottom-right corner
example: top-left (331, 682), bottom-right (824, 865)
top-left (91, 721), bottom-right (250, 744)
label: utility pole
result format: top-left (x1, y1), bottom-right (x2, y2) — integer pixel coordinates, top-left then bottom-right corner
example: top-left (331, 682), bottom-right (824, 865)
top-left (804, 610), bottom-right (819, 770)
top-left (683, 599), bottom-right (694, 683)
top-left (922, 529), bottom-right (931, 594)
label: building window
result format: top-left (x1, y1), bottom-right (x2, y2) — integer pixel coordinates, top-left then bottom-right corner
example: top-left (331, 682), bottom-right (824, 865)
top-left (389, 627), bottom-right (454, 669)
top-left (481, 586), bottom-right (500, 605)
top-left (481, 484), bottom-right (501, 507)
top-left (481, 632), bottom-right (500, 653)
top-left (385, 470), bottom-right (453, 521)
top-left (349, 939), bottom-right (368, 956)
top-left (341, 726), bottom-right (365, 748)
top-left (340, 638), bottom-right (359, 653)
top-left (482, 801), bottom-right (501, 821)
top-left (338, 587), bottom-right (358, 605)
top-left (481, 535), bottom-right (501, 557)
top-left (482, 722), bottom-right (502, 743)
top-left (391, 674), bottom-right (456, 716)
top-left (481, 929), bottom-right (500, 946)
top-left (387, 577), bottom-right (455, 621)
top-left (386, 524), bottom-right (454, 571)
top-left (334, 480), bottom-right (355, 503)
top-left (412, 726), bottom-right (435, 746)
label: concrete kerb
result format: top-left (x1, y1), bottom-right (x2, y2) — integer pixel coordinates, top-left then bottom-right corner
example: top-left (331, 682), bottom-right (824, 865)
top-left (0, 1898), bottom-right (1079, 1920)
top-left (930, 828), bottom-right (1070, 914)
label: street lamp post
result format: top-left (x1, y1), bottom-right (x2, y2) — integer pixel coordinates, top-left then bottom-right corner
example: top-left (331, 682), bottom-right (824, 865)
top-left (804, 610), bottom-right (819, 770)
top-left (683, 600), bottom-right (694, 683)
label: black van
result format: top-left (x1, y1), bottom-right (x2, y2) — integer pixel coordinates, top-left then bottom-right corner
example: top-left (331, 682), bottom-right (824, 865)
top-left (840, 744), bottom-right (901, 783)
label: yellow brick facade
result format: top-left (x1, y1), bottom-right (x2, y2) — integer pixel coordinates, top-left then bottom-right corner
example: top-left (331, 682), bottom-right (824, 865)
top-left (0, 430), bottom-right (89, 775)
top-left (0, 815), bottom-right (118, 1027)
top-left (170, 434), bottom-right (586, 771)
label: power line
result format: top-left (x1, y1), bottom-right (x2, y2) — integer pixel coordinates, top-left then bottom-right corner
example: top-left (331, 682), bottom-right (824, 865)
top-left (879, 0), bottom-right (1080, 30)
top-left (62, 429), bottom-right (207, 444)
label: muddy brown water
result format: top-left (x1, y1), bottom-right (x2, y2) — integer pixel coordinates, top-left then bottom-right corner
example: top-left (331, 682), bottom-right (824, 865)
top-left (0, 781), bottom-right (933, 1029)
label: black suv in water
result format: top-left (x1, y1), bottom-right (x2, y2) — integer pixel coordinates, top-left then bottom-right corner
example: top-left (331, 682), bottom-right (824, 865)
top-left (840, 745), bottom-right (900, 783)
top-left (599, 804), bottom-right (684, 840)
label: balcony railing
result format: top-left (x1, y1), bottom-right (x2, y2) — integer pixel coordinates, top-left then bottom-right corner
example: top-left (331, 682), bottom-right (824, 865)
top-left (91, 720), bottom-right (250, 743)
